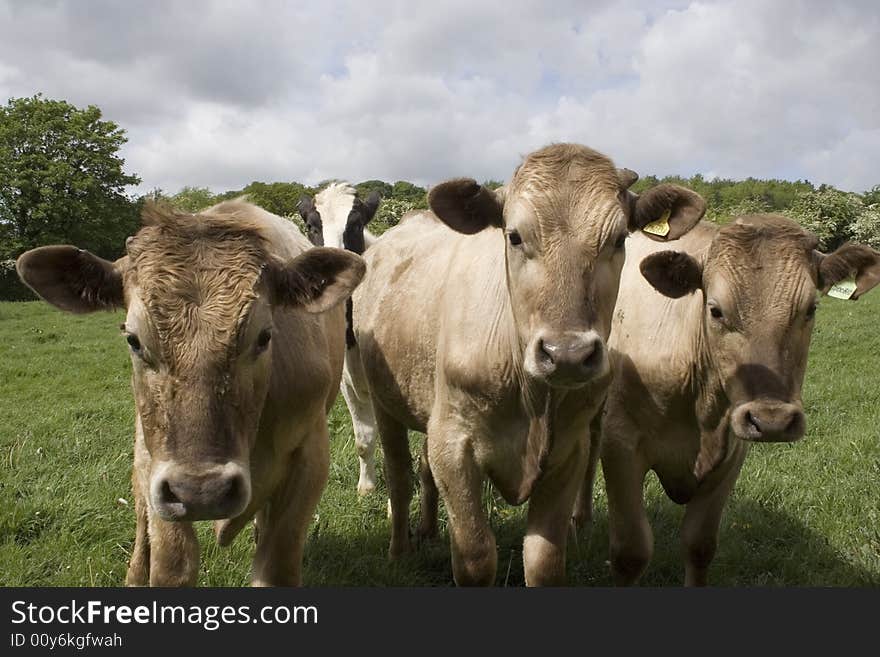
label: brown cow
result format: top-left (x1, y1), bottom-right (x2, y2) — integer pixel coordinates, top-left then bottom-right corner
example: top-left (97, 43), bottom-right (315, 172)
top-left (352, 143), bottom-right (706, 585)
top-left (16, 200), bottom-right (365, 586)
top-left (576, 214), bottom-right (880, 585)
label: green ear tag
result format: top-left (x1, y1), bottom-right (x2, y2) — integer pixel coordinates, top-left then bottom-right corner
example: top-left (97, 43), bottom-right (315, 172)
top-left (827, 277), bottom-right (857, 300)
top-left (643, 208), bottom-right (671, 237)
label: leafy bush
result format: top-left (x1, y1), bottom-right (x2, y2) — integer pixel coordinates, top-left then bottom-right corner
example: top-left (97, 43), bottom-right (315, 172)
top-left (0, 259), bottom-right (34, 301)
top-left (785, 187), bottom-right (877, 250)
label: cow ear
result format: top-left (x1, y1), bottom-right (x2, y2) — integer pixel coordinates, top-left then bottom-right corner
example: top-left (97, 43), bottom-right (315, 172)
top-left (428, 178), bottom-right (504, 235)
top-left (639, 250), bottom-right (703, 298)
top-left (267, 247), bottom-right (366, 313)
top-left (362, 191), bottom-right (381, 224)
top-left (817, 243), bottom-right (880, 300)
top-left (618, 168), bottom-right (639, 190)
top-left (17, 246), bottom-right (125, 313)
top-left (631, 184), bottom-right (705, 240)
top-left (297, 195), bottom-right (315, 220)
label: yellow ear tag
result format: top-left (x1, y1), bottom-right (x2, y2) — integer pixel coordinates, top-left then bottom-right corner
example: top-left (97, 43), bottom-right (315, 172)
top-left (827, 277), bottom-right (857, 300)
top-left (643, 208), bottom-right (671, 237)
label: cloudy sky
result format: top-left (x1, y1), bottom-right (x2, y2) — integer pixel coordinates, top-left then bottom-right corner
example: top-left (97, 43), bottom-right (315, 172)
top-left (1, 0), bottom-right (878, 194)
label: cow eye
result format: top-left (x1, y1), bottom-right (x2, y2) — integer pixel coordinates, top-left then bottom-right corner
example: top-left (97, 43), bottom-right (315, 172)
top-left (614, 233), bottom-right (627, 250)
top-left (256, 328), bottom-right (272, 353)
top-left (709, 305), bottom-right (724, 320)
top-left (507, 230), bottom-right (523, 246)
top-left (806, 303), bottom-right (817, 320)
top-left (126, 333), bottom-right (142, 353)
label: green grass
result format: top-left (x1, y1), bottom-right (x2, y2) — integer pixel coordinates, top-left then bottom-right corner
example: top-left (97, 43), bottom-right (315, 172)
top-left (1, 297), bottom-right (878, 586)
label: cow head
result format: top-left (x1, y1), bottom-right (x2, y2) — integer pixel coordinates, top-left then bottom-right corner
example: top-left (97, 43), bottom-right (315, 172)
top-left (640, 214), bottom-right (880, 443)
top-left (16, 201), bottom-right (365, 521)
top-left (428, 143), bottom-right (705, 389)
top-left (298, 183), bottom-right (381, 255)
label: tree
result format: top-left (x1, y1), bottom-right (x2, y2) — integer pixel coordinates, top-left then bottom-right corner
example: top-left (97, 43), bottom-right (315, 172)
top-left (170, 186), bottom-right (216, 213)
top-left (239, 181), bottom-right (313, 217)
top-left (356, 179), bottom-right (393, 199)
top-left (390, 180), bottom-right (428, 207)
top-left (0, 95), bottom-right (141, 261)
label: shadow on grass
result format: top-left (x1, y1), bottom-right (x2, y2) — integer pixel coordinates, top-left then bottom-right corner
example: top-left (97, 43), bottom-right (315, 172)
top-left (302, 495), bottom-right (878, 587)
top-left (576, 494), bottom-right (879, 587)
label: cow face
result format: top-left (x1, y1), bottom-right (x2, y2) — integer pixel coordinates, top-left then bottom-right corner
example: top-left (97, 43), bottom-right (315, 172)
top-left (429, 143), bottom-right (705, 389)
top-left (299, 184), bottom-right (380, 255)
top-left (640, 214), bottom-right (880, 443)
top-left (16, 203), bottom-right (365, 521)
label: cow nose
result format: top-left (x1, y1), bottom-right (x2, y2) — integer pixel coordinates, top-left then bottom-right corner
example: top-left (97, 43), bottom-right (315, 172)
top-left (533, 331), bottom-right (606, 385)
top-left (732, 401), bottom-right (805, 442)
top-left (151, 462), bottom-right (250, 521)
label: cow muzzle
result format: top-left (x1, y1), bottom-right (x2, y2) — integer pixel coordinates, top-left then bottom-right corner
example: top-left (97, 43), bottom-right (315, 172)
top-left (149, 461), bottom-right (251, 521)
top-left (730, 400), bottom-right (805, 443)
top-left (526, 330), bottom-right (608, 387)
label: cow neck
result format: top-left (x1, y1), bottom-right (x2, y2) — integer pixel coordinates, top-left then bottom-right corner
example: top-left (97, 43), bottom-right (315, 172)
top-left (512, 386), bottom-right (556, 504)
top-left (692, 293), bottom-right (734, 480)
top-left (501, 243), bottom-right (556, 504)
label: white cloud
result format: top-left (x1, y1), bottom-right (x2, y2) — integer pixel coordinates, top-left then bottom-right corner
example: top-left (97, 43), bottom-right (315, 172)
top-left (0, 0), bottom-right (878, 193)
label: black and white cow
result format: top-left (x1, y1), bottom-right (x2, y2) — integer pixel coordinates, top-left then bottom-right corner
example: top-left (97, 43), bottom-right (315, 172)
top-left (298, 183), bottom-right (382, 494)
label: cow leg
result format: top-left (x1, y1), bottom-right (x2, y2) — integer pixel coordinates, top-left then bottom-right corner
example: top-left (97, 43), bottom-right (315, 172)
top-left (416, 438), bottom-right (439, 542)
top-left (125, 470), bottom-right (150, 586)
top-left (147, 513), bottom-right (200, 587)
top-left (342, 353), bottom-right (379, 496)
top-left (251, 425), bottom-right (330, 586)
top-left (374, 407), bottom-right (413, 558)
top-left (523, 437), bottom-right (587, 586)
top-left (680, 450), bottom-right (745, 586)
top-left (572, 423), bottom-right (602, 530)
top-left (428, 423), bottom-right (495, 585)
top-left (604, 440), bottom-right (652, 586)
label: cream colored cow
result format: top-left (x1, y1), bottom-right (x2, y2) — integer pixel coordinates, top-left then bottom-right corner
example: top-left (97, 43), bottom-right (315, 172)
top-left (353, 143), bottom-right (706, 585)
top-left (17, 200), bottom-right (365, 586)
top-left (576, 214), bottom-right (880, 585)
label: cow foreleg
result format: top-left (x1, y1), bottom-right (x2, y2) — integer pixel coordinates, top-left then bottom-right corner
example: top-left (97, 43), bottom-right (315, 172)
top-left (572, 422), bottom-right (602, 530)
top-left (251, 425), bottom-right (329, 587)
top-left (428, 422), bottom-right (496, 586)
top-left (375, 407), bottom-right (413, 558)
top-left (342, 354), bottom-right (380, 496)
top-left (147, 513), bottom-right (199, 587)
top-left (125, 469), bottom-right (150, 586)
top-left (680, 449), bottom-right (745, 586)
top-left (523, 437), bottom-right (587, 586)
top-left (604, 441), bottom-right (652, 586)
top-left (416, 438), bottom-right (439, 542)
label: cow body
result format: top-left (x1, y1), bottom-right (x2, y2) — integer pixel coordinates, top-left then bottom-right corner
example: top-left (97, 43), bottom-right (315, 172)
top-left (353, 143), bottom-right (705, 585)
top-left (298, 183), bottom-right (383, 495)
top-left (17, 200), bottom-right (365, 586)
top-left (579, 215), bottom-right (880, 585)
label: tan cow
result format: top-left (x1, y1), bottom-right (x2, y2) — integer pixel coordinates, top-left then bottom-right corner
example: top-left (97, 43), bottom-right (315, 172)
top-left (577, 214), bottom-right (880, 585)
top-left (353, 143), bottom-right (706, 585)
top-left (16, 200), bottom-right (365, 586)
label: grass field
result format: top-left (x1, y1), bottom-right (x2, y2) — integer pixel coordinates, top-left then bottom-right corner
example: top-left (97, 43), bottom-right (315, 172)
top-left (1, 297), bottom-right (878, 587)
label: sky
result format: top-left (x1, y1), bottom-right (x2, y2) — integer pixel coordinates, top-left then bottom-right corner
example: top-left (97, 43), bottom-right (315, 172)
top-left (0, 0), bottom-right (878, 195)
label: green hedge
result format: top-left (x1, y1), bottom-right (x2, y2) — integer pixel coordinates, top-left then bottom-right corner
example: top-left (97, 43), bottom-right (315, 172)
top-left (0, 260), bottom-right (35, 301)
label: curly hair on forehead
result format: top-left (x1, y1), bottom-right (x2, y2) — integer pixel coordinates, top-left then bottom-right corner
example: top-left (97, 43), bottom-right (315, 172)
top-left (510, 143), bottom-right (620, 194)
top-left (716, 214), bottom-right (820, 255)
top-left (125, 200), bottom-right (275, 369)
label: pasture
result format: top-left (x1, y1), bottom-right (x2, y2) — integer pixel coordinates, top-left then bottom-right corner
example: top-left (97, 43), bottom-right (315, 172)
top-left (1, 297), bottom-right (878, 587)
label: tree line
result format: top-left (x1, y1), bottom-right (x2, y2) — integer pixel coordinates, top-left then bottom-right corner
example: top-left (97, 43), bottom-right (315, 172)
top-left (2, 95), bottom-right (878, 299)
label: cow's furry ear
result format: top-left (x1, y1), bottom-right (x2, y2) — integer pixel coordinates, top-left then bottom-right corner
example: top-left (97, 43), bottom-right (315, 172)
top-left (817, 242), bottom-right (880, 300)
top-left (266, 247), bottom-right (366, 313)
top-left (630, 184), bottom-right (706, 240)
top-left (17, 246), bottom-right (126, 313)
top-left (428, 178), bottom-right (504, 235)
top-left (639, 250), bottom-right (703, 298)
